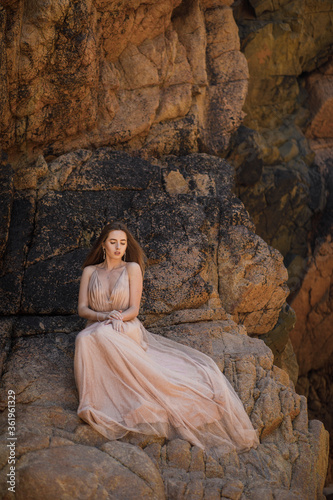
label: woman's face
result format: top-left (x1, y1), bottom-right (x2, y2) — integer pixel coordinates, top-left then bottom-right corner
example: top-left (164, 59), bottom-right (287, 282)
top-left (103, 230), bottom-right (127, 260)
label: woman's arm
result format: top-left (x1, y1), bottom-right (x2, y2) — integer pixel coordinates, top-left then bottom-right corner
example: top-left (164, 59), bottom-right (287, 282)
top-left (106, 262), bottom-right (143, 324)
top-left (78, 266), bottom-right (109, 322)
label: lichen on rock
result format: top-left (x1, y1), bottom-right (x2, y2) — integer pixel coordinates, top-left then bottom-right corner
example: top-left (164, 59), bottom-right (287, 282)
top-left (0, 150), bottom-right (329, 499)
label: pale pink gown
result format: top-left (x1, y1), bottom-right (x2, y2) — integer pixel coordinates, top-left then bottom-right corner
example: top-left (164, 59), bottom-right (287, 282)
top-left (74, 265), bottom-right (259, 456)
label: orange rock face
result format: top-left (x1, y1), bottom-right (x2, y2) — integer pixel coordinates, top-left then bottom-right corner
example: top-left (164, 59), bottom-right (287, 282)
top-left (290, 235), bottom-right (333, 376)
top-left (0, 0), bottom-right (248, 166)
top-left (306, 58), bottom-right (333, 140)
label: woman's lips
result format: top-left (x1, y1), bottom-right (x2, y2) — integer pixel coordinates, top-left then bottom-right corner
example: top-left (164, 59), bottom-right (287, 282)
top-left (115, 252), bottom-right (120, 255)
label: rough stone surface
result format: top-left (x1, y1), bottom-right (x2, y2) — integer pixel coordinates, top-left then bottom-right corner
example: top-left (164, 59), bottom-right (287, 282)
top-left (0, 150), bottom-right (289, 339)
top-left (0, 0), bottom-right (248, 166)
top-left (234, 0), bottom-right (333, 130)
top-left (229, 3), bottom-right (333, 483)
top-left (0, 329), bottom-right (329, 499)
top-left (0, 150), bottom-right (329, 498)
top-left (259, 303), bottom-right (298, 386)
top-left (218, 225), bottom-right (288, 335)
top-left (0, 154), bottom-right (14, 262)
top-left (2, 444), bottom-right (165, 500)
top-left (306, 58), bottom-right (333, 140)
top-left (289, 235), bottom-right (333, 377)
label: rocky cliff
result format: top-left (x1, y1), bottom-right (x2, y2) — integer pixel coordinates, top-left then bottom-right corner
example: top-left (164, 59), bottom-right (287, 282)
top-left (0, 150), bottom-right (329, 499)
top-left (0, 0), bottom-right (250, 164)
top-left (229, 0), bottom-right (333, 483)
top-left (0, 0), bottom-right (332, 497)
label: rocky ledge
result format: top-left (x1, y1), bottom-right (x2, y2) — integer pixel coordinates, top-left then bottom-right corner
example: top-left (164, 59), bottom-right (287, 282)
top-left (0, 150), bottom-right (329, 498)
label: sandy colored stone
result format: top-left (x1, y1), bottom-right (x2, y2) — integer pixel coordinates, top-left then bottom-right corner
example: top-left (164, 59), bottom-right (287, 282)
top-left (189, 446), bottom-right (205, 473)
top-left (290, 235), bottom-right (333, 375)
top-left (49, 436), bottom-right (75, 447)
top-left (306, 61), bottom-right (333, 139)
top-left (1, 0), bottom-right (248, 166)
top-left (221, 480), bottom-right (244, 500)
top-left (0, 327), bottom-right (329, 499)
top-left (164, 170), bottom-right (189, 195)
top-left (238, 1), bottom-right (333, 129)
top-left (204, 478), bottom-right (224, 499)
top-left (143, 441), bottom-right (162, 469)
top-left (0, 147), bottom-right (330, 496)
top-left (101, 440), bottom-right (165, 497)
top-left (218, 225), bottom-right (289, 335)
top-left (229, 3), bottom-right (333, 488)
top-left (171, 0), bottom-right (207, 86)
top-left (0, 444), bottom-right (165, 500)
top-left (205, 455), bottom-right (224, 478)
top-left (166, 439), bottom-right (191, 470)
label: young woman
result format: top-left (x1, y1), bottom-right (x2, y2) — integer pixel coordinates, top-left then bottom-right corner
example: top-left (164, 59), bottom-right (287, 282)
top-left (74, 221), bottom-right (259, 457)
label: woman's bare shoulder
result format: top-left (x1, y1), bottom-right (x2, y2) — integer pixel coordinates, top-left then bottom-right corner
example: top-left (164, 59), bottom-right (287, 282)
top-left (126, 262), bottom-right (141, 274)
top-left (81, 265), bottom-right (97, 277)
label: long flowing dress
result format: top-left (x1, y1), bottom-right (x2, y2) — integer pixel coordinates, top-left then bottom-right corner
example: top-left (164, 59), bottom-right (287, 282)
top-left (74, 265), bottom-right (259, 457)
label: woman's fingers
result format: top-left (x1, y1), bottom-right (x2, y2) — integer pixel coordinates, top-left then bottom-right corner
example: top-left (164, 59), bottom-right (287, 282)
top-left (109, 319), bottom-right (123, 332)
top-left (108, 310), bottom-right (123, 321)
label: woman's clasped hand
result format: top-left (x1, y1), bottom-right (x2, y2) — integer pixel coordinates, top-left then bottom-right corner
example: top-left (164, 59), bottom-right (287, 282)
top-left (106, 310), bottom-right (124, 331)
top-left (96, 309), bottom-right (124, 330)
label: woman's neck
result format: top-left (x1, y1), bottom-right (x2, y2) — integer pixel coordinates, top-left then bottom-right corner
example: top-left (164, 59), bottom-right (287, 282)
top-left (101, 258), bottom-right (125, 271)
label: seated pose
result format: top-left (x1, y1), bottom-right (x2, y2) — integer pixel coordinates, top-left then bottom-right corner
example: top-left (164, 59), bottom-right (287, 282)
top-left (74, 221), bottom-right (259, 457)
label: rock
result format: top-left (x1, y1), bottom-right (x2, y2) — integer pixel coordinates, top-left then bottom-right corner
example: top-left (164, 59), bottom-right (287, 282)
top-left (189, 446), bottom-right (205, 473)
top-left (0, 190), bottom-right (36, 315)
top-left (0, 153), bottom-right (14, 261)
top-left (227, 121), bottom-right (332, 482)
top-left (0, 129), bottom-right (330, 499)
top-left (205, 455), bottom-right (224, 478)
top-left (306, 58), bottom-right (333, 139)
top-left (0, 0), bottom-right (332, 493)
top-left (100, 440), bottom-right (165, 497)
top-left (229, 4), bottom-right (333, 438)
top-left (234, 0), bottom-right (333, 129)
top-left (0, 444), bottom-right (165, 500)
top-left (13, 315), bottom-right (86, 337)
top-left (218, 225), bottom-right (289, 335)
top-left (221, 479), bottom-right (244, 500)
top-left (0, 150), bottom-right (291, 334)
top-left (165, 439), bottom-right (191, 471)
top-left (305, 366), bottom-right (333, 485)
top-left (0, 325), bottom-right (328, 499)
top-left (279, 140), bottom-right (299, 163)
top-left (260, 303), bottom-right (298, 385)
top-left (289, 235), bottom-right (333, 376)
top-left (0, 318), bottom-right (12, 375)
top-left (0, 0), bottom-right (249, 165)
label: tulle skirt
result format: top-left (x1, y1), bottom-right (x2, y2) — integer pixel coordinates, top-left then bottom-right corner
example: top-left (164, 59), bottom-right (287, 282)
top-left (74, 318), bottom-right (259, 458)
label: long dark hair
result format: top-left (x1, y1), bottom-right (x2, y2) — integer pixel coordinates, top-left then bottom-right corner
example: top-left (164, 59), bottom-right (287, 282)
top-left (82, 221), bottom-right (146, 275)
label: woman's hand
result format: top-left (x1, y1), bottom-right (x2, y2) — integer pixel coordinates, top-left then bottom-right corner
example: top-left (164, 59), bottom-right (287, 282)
top-left (110, 319), bottom-right (124, 332)
top-left (107, 310), bottom-right (123, 321)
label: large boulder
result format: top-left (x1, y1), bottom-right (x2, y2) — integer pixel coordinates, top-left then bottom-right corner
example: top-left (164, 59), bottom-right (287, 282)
top-left (0, 150), bottom-right (329, 498)
top-left (0, 327), bottom-right (329, 499)
top-left (0, 0), bottom-right (248, 165)
top-left (229, 1), bottom-right (333, 482)
top-left (0, 150), bottom-right (288, 336)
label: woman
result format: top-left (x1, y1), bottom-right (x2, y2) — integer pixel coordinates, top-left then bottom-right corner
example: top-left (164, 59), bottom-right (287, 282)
top-left (74, 221), bottom-right (259, 457)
